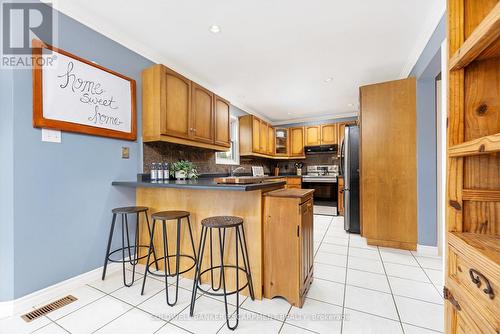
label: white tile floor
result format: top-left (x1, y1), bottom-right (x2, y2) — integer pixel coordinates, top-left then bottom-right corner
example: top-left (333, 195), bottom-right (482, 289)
top-left (1, 215), bottom-right (444, 334)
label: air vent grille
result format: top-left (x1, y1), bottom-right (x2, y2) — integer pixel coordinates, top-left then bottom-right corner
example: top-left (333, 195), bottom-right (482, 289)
top-left (21, 295), bottom-right (77, 322)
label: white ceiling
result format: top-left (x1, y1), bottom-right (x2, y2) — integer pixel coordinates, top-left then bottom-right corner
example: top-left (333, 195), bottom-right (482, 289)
top-left (52, 0), bottom-right (445, 123)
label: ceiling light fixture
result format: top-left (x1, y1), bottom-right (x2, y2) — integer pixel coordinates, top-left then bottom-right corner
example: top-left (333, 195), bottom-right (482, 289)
top-left (347, 103), bottom-right (354, 107)
top-left (209, 25), bottom-right (221, 33)
top-left (324, 77), bottom-right (333, 83)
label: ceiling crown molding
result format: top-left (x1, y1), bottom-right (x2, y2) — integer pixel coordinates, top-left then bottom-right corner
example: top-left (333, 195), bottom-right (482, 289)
top-left (271, 112), bottom-right (358, 126)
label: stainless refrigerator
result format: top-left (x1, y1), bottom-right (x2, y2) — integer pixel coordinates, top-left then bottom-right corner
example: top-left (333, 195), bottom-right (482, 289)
top-left (340, 124), bottom-right (360, 233)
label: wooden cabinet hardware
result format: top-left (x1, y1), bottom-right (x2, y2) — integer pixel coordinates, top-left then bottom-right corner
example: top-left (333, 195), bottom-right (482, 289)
top-left (444, 287), bottom-right (462, 311)
top-left (469, 269), bottom-right (495, 300)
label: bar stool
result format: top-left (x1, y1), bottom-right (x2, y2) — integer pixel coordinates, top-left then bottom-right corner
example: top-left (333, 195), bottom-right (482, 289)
top-left (189, 216), bottom-right (255, 330)
top-left (141, 210), bottom-right (197, 306)
top-left (102, 206), bottom-right (158, 287)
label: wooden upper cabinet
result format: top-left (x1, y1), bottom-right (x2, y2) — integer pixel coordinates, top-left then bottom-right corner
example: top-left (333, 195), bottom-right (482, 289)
top-left (290, 127), bottom-right (305, 157)
top-left (252, 116), bottom-right (261, 153)
top-left (142, 64), bottom-right (230, 150)
top-left (260, 121), bottom-right (269, 153)
top-left (305, 126), bottom-right (321, 146)
top-left (214, 96), bottom-right (230, 147)
top-left (275, 128), bottom-right (289, 156)
top-left (268, 126), bottom-right (275, 155)
top-left (320, 124), bottom-right (337, 145)
top-left (190, 83), bottom-right (214, 144)
top-left (161, 67), bottom-right (191, 139)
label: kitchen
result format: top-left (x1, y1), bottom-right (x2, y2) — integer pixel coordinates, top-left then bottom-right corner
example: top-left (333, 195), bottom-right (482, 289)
top-left (1, 1), bottom-right (499, 334)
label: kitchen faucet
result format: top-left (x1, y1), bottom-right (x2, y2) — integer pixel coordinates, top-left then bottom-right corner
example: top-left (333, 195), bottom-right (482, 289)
top-left (231, 166), bottom-right (246, 176)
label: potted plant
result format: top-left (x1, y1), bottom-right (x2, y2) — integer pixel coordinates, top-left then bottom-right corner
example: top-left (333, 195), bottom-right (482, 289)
top-left (170, 160), bottom-right (198, 180)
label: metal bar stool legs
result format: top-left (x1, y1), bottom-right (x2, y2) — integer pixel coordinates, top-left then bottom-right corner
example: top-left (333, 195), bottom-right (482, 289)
top-left (189, 216), bottom-right (255, 330)
top-left (102, 207), bottom-right (158, 288)
top-left (141, 211), bottom-right (197, 306)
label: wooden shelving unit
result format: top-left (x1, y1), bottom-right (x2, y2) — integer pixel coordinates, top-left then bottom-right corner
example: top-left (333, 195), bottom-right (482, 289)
top-left (446, 1), bottom-right (500, 333)
top-left (449, 2), bottom-right (500, 70)
top-left (448, 132), bottom-right (500, 157)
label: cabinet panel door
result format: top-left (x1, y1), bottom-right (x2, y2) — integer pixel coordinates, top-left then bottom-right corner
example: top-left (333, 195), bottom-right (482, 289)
top-left (260, 121), bottom-right (269, 153)
top-left (360, 78), bottom-right (416, 246)
top-left (299, 200), bottom-right (313, 294)
top-left (275, 128), bottom-right (289, 156)
top-left (268, 126), bottom-right (275, 155)
top-left (161, 68), bottom-right (191, 138)
top-left (191, 83), bottom-right (214, 143)
top-left (305, 126), bottom-right (321, 146)
top-left (290, 127), bottom-right (305, 156)
top-left (321, 124), bottom-right (337, 145)
top-left (214, 96), bottom-right (230, 147)
top-left (252, 117), bottom-right (261, 153)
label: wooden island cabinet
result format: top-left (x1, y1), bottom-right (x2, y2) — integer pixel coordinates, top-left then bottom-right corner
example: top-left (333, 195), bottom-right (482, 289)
top-left (263, 189), bottom-right (314, 307)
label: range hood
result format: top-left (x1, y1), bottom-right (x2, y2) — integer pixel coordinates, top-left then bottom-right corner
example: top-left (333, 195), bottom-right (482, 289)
top-left (304, 144), bottom-right (337, 155)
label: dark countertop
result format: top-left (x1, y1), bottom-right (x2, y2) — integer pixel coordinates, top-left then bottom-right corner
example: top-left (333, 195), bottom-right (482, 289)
top-left (112, 178), bottom-right (286, 192)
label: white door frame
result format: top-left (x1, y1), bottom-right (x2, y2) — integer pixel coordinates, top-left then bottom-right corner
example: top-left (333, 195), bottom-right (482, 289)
top-left (437, 39), bottom-right (447, 256)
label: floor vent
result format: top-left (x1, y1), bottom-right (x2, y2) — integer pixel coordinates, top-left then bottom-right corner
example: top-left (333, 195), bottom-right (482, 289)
top-left (21, 295), bottom-right (77, 322)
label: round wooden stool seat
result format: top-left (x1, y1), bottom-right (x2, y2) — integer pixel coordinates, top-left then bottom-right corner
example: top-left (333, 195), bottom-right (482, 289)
top-left (152, 210), bottom-right (190, 221)
top-left (201, 216), bottom-right (243, 228)
top-left (111, 206), bottom-right (148, 214)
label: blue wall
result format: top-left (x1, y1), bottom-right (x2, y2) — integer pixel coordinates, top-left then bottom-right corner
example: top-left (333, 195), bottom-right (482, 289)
top-left (2, 2), bottom-right (154, 299)
top-left (0, 66), bottom-right (15, 302)
top-left (409, 14), bottom-right (445, 246)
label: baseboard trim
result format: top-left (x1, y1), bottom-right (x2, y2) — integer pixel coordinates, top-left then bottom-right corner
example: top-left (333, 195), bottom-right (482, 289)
top-left (416, 244), bottom-right (439, 257)
top-left (367, 238), bottom-right (417, 251)
top-left (0, 263), bottom-right (122, 320)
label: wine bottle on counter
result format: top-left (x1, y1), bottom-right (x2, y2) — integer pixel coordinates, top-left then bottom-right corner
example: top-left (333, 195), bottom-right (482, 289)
top-left (163, 162), bottom-right (169, 181)
top-left (157, 163), bottom-right (164, 181)
top-left (150, 163), bottom-right (158, 182)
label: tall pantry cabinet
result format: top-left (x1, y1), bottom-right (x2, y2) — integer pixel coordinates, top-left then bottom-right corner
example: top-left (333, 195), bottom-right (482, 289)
top-left (445, 1), bottom-right (500, 333)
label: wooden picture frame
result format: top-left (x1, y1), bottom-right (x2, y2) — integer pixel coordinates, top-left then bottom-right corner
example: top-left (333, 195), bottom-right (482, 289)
top-left (32, 39), bottom-right (137, 141)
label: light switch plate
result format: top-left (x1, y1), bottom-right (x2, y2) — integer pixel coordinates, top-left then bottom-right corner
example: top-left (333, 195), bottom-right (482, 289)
top-left (41, 129), bottom-right (61, 143)
top-left (121, 147), bottom-right (130, 159)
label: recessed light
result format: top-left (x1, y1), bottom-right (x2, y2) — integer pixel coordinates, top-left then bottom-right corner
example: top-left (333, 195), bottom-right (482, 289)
top-left (347, 103), bottom-right (354, 107)
top-left (324, 77), bottom-right (333, 83)
top-left (209, 25), bottom-right (221, 33)
top-left (287, 112), bottom-right (292, 115)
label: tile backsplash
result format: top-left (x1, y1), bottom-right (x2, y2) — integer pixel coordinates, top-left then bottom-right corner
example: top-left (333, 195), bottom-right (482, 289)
top-left (143, 142), bottom-right (273, 175)
top-left (143, 142), bottom-right (339, 176)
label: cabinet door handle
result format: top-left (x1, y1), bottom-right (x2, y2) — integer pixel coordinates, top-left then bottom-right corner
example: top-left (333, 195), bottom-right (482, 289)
top-left (469, 269), bottom-right (495, 299)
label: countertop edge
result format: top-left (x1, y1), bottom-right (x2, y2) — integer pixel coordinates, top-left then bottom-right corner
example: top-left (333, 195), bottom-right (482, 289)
top-left (112, 180), bottom-right (286, 192)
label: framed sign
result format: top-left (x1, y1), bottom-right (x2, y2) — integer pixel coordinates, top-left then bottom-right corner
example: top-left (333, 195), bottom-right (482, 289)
top-left (32, 39), bottom-right (137, 141)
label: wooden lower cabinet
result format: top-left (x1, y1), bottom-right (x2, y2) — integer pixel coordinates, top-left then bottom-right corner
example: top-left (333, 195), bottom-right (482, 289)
top-left (445, 233), bottom-right (500, 334)
top-left (338, 176), bottom-right (344, 215)
top-left (263, 189), bottom-right (314, 308)
top-left (286, 177), bottom-right (302, 189)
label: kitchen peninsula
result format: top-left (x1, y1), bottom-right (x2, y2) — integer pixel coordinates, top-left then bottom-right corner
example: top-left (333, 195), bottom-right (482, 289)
top-left (112, 176), bottom-right (287, 300)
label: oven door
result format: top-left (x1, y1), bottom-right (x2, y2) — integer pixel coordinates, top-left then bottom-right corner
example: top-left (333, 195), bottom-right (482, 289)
top-left (301, 179), bottom-right (338, 206)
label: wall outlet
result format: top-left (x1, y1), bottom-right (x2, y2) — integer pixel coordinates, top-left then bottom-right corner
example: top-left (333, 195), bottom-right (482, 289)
top-left (121, 147), bottom-right (130, 159)
top-left (41, 129), bottom-right (61, 143)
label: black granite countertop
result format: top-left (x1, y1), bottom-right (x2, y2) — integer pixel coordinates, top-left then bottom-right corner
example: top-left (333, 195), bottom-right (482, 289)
top-left (112, 177), bottom-right (286, 192)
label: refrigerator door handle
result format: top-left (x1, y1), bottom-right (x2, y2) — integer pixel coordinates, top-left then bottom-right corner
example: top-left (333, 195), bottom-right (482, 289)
top-left (340, 139), bottom-right (345, 175)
